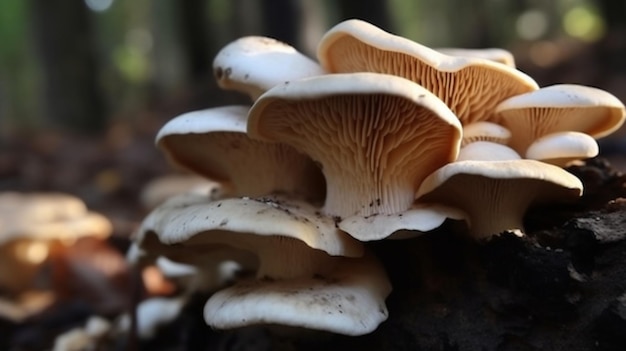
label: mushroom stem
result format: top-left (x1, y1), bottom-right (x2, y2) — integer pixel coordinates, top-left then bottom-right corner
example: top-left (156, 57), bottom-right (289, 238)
top-left (257, 236), bottom-right (339, 280)
top-left (322, 168), bottom-right (416, 218)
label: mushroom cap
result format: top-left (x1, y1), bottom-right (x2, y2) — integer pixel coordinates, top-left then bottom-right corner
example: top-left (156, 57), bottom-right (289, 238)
top-left (461, 121), bottom-right (511, 146)
top-left (157, 106), bottom-right (325, 200)
top-left (317, 19), bottom-right (538, 125)
top-left (435, 47), bottom-right (516, 67)
top-left (525, 131), bottom-right (599, 167)
top-left (203, 252), bottom-right (391, 336)
top-left (213, 36), bottom-right (326, 100)
top-left (338, 203), bottom-right (467, 241)
top-left (248, 72), bottom-right (462, 220)
top-left (0, 192), bottom-right (112, 245)
top-left (136, 193), bottom-right (362, 258)
top-left (140, 174), bottom-right (222, 210)
top-left (495, 84), bottom-right (626, 152)
top-left (457, 141), bottom-right (522, 161)
top-left (415, 159), bottom-right (583, 238)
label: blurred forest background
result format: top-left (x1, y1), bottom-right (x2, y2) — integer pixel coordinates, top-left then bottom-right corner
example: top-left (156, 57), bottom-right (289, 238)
top-left (0, 0), bottom-right (625, 217)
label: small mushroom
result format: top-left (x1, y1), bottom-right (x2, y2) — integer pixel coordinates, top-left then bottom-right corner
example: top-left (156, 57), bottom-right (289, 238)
top-left (0, 192), bottom-right (112, 294)
top-left (525, 131), bottom-right (599, 167)
top-left (140, 174), bottom-right (222, 210)
top-left (415, 160), bottom-right (583, 239)
top-left (213, 36), bottom-right (326, 100)
top-left (317, 19), bottom-right (538, 125)
top-left (247, 73), bottom-right (462, 238)
top-left (157, 105), bottom-right (325, 202)
top-left (461, 121), bottom-right (511, 147)
top-left (457, 141), bottom-right (521, 161)
top-left (435, 47), bottom-right (516, 67)
top-left (204, 252), bottom-right (391, 336)
top-left (494, 84), bottom-right (626, 153)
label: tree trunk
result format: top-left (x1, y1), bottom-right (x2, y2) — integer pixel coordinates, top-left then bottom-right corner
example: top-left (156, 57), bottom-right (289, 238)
top-left (30, 0), bottom-right (106, 133)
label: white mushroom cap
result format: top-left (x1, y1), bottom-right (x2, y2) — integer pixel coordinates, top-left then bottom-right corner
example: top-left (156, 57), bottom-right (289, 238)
top-left (140, 174), bottom-right (222, 210)
top-left (213, 36), bottom-right (326, 100)
top-left (525, 131), bottom-right (599, 167)
top-left (136, 296), bottom-right (187, 339)
top-left (338, 203), bottom-right (467, 241)
top-left (317, 19), bottom-right (538, 125)
top-left (435, 47), bottom-right (516, 67)
top-left (457, 141), bottom-right (522, 161)
top-left (156, 105), bottom-right (325, 201)
top-left (415, 160), bottom-right (583, 239)
top-left (494, 84), bottom-right (626, 153)
top-left (204, 252), bottom-right (391, 336)
top-left (247, 72), bottom-right (462, 229)
top-left (461, 121), bottom-right (511, 146)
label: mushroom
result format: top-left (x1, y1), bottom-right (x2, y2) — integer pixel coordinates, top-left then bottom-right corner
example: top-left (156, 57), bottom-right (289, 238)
top-left (494, 84), bottom-right (626, 153)
top-left (317, 19), bottom-right (538, 125)
top-left (140, 174), bottom-right (222, 210)
top-left (134, 193), bottom-right (390, 335)
top-left (157, 105), bottom-right (325, 202)
top-left (435, 47), bottom-right (516, 67)
top-left (247, 73), bottom-right (462, 241)
top-left (524, 131), bottom-right (599, 167)
top-left (213, 36), bottom-right (326, 100)
top-left (0, 192), bottom-right (112, 294)
top-left (457, 141), bottom-right (521, 161)
top-left (461, 121), bottom-right (511, 147)
top-left (415, 160), bottom-right (583, 239)
top-left (204, 252), bottom-right (391, 336)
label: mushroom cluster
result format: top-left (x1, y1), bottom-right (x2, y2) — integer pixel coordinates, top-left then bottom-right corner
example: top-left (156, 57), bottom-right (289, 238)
top-left (132, 19), bottom-right (626, 336)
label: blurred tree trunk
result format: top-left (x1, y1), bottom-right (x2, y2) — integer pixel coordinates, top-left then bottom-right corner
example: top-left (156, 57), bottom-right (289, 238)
top-left (30, 0), bottom-right (105, 133)
top-left (337, 0), bottom-right (394, 33)
top-left (260, 0), bottom-right (302, 46)
top-left (596, 0), bottom-right (626, 73)
top-left (177, 0), bottom-right (212, 82)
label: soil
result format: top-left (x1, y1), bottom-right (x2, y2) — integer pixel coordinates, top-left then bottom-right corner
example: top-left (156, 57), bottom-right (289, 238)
top-left (1, 126), bottom-right (626, 350)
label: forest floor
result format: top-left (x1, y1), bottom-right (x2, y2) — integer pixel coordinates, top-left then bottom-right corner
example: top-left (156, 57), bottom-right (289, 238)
top-left (1, 119), bottom-right (626, 350)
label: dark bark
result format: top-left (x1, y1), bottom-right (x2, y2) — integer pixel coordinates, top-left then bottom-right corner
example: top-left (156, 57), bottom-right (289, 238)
top-left (29, 0), bottom-right (106, 133)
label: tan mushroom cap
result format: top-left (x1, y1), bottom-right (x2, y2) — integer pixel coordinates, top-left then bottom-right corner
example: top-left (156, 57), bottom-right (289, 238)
top-left (436, 47), bottom-right (516, 67)
top-left (248, 72), bottom-right (462, 222)
top-left (156, 106), bottom-right (325, 201)
top-left (0, 192), bottom-right (112, 244)
top-left (525, 131), bottom-right (599, 167)
top-left (494, 84), bottom-right (626, 153)
top-left (204, 252), bottom-right (391, 336)
top-left (317, 19), bottom-right (538, 125)
top-left (415, 160), bottom-right (583, 239)
top-left (213, 36), bottom-right (326, 100)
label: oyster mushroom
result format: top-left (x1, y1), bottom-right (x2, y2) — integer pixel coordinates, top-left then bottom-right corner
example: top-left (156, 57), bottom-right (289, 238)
top-left (457, 141), bottom-right (522, 161)
top-left (247, 72), bottom-right (462, 240)
top-left (213, 36), bottom-right (326, 100)
top-left (157, 105), bottom-right (325, 202)
top-left (494, 84), bottom-right (626, 153)
top-left (134, 194), bottom-right (390, 335)
top-left (524, 131), bottom-right (599, 167)
top-left (317, 19), bottom-right (538, 125)
top-left (461, 121), bottom-right (511, 146)
top-left (415, 160), bottom-right (583, 239)
top-left (0, 192), bottom-right (112, 294)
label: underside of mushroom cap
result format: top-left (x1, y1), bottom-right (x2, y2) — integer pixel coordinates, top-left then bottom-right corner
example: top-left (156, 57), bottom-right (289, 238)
top-left (213, 36), bottom-right (326, 100)
top-left (495, 84), bottom-right (626, 153)
top-left (157, 106), bottom-right (325, 201)
top-left (248, 72), bottom-right (462, 220)
top-left (415, 159), bottom-right (583, 238)
top-left (317, 19), bottom-right (538, 125)
top-left (203, 252), bottom-right (391, 336)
